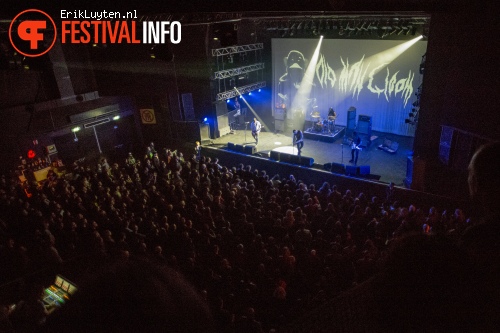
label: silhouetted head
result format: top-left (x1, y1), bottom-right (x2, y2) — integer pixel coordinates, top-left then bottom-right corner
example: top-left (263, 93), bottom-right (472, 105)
top-left (468, 142), bottom-right (500, 217)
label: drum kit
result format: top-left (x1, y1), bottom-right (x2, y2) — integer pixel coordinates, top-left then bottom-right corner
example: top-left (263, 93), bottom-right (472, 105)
top-left (310, 111), bottom-right (336, 134)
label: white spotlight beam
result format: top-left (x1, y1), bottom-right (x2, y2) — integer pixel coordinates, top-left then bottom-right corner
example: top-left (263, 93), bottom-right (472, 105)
top-left (363, 35), bottom-right (424, 77)
top-left (290, 36), bottom-right (324, 116)
top-left (233, 87), bottom-right (270, 133)
top-left (330, 35), bottom-right (424, 106)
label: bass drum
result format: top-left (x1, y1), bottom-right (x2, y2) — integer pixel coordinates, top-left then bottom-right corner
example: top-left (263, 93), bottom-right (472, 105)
top-left (314, 122), bottom-right (323, 132)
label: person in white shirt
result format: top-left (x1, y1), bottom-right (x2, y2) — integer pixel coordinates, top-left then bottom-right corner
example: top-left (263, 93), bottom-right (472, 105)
top-left (250, 118), bottom-right (262, 145)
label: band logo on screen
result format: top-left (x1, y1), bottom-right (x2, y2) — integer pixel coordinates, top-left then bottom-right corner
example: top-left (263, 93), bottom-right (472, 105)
top-left (9, 9), bottom-right (181, 58)
top-left (278, 50), bottom-right (415, 108)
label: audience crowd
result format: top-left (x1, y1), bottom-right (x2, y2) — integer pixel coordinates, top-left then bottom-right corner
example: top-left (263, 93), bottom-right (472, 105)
top-left (0, 141), bottom-right (497, 332)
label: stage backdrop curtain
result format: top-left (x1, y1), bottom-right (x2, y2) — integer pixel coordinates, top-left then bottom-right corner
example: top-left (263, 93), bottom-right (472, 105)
top-left (272, 38), bottom-right (428, 137)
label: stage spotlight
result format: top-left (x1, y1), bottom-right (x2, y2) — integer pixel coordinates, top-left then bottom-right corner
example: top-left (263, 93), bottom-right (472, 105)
top-left (258, 89), bottom-right (261, 92)
top-left (248, 92), bottom-right (252, 96)
top-left (420, 62), bottom-right (425, 74)
top-left (409, 112), bottom-right (414, 118)
top-left (113, 115), bottom-right (120, 120)
top-left (412, 100), bottom-right (419, 107)
top-left (227, 99), bottom-right (230, 103)
top-left (203, 117), bottom-right (208, 122)
top-left (72, 127), bottom-right (81, 132)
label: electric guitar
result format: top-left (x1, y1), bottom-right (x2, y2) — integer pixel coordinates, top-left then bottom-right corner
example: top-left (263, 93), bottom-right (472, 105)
top-left (252, 125), bottom-right (263, 136)
top-left (351, 140), bottom-right (362, 151)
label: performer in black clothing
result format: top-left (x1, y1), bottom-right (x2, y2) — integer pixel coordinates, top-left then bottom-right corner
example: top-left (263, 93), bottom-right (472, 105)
top-left (327, 107), bottom-right (337, 133)
top-left (349, 131), bottom-right (361, 164)
top-left (328, 107), bottom-right (337, 119)
top-left (293, 129), bottom-right (304, 156)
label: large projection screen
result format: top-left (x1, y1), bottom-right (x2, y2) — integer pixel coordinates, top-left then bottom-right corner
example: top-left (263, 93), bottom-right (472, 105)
top-left (272, 38), bottom-right (428, 136)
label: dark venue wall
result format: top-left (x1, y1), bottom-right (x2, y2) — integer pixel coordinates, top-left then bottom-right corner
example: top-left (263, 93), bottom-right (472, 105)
top-left (413, 5), bottom-right (498, 197)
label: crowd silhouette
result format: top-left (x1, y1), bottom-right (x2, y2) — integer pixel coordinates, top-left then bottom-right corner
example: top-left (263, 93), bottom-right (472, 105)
top-left (0, 142), bottom-right (497, 332)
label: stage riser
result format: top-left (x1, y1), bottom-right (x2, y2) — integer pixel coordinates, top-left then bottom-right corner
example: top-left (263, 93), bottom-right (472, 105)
top-left (304, 127), bottom-right (345, 143)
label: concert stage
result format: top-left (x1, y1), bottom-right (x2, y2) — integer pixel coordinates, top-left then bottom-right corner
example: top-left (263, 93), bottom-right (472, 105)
top-left (207, 128), bottom-right (414, 186)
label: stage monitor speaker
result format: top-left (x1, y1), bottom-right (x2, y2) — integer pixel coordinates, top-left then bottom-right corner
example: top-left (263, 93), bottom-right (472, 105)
top-left (288, 154), bottom-right (314, 167)
top-left (235, 144), bottom-right (245, 153)
top-left (270, 150), bottom-right (280, 161)
top-left (331, 162), bottom-right (346, 174)
top-left (323, 162), bottom-right (332, 171)
top-left (228, 142), bottom-right (236, 151)
top-left (345, 165), bottom-right (359, 176)
top-left (299, 156), bottom-right (315, 167)
top-left (280, 152), bottom-right (293, 163)
top-left (358, 165), bottom-right (370, 175)
top-left (289, 154), bottom-right (300, 164)
top-left (243, 145), bottom-right (257, 155)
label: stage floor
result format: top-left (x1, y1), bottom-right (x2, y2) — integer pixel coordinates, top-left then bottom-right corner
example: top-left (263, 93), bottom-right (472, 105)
top-left (209, 129), bottom-right (414, 186)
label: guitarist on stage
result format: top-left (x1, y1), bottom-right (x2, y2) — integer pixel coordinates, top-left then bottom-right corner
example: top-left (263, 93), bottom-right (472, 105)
top-left (349, 131), bottom-right (361, 165)
top-left (293, 129), bottom-right (304, 156)
top-left (251, 117), bottom-right (262, 145)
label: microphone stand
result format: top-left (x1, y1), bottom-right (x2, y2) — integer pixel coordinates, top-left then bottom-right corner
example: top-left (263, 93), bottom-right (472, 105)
top-left (341, 142), bottom-right (344, 164)
top-left (244, 121), bottom-right (249, 144)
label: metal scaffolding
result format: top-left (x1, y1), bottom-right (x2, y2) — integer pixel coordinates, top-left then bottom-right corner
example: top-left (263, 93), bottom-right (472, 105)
top-left (216, 81), bottom-right (266, 101)
top-left (211, 43), bottom-right (264, 56)
top-left (214, 63), bottom-right (265, 79)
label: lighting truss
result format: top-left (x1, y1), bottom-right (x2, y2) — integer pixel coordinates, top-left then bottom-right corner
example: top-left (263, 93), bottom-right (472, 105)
top-left (214, 63), bottom-right (265, 79)
top-left (216, 81), bottom-right (266, 100)
top-left (211, 43), bottom-right (264, 57)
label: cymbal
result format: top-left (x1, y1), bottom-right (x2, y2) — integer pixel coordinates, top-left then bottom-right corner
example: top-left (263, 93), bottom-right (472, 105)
top-left (311, 111), bottom-right (320, 118)
top-left (311, 115), bottom-right (320, 118)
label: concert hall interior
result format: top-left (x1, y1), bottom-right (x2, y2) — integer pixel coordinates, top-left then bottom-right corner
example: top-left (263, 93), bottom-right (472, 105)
top-left (2, 2), bottom-right (496, 196)
top-left (1, 0), bottom-right (498, 331)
